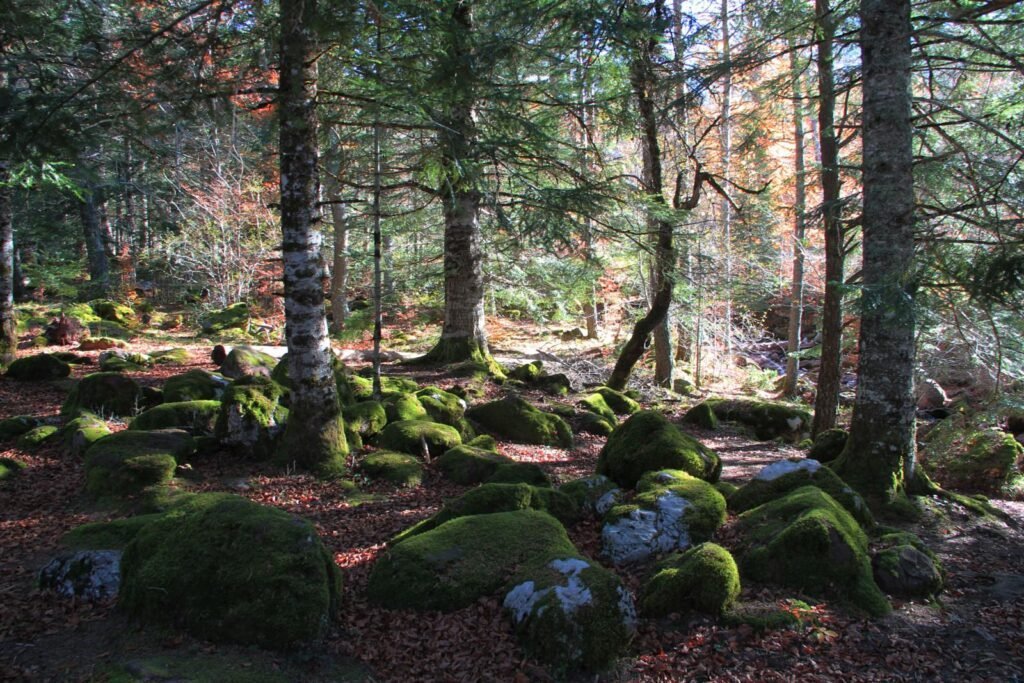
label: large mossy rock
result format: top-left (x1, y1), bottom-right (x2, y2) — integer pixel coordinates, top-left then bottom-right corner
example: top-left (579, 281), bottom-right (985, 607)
top-left (580, 394), bottom-right (617, 425)
top-left (90, 300), bottom-right (136, 327)
top-left (215, 379), bottom-right (288, 459)
top-left (377, 419), bottom-right (461, 458)
top-left (639, 542), bottom-right (740, 617)
top-left (219, 346), bottom-right (277, 380)
top-left (0, 456), bottom-right (28, 481)
top-left (129, 401), bottom-right (221, 436)
top-left (504, 557), bottom-right (636, 673)
top-left (17, 425), bottom-right (58, 449)
top-left (62, 372), bottom-right (144, 418)
top-left (84, 429), bottom-right (194, 498)
top-left (416, 386), bottom-right (473, 438)
top-left (728, 458), bottom-right (874, 528)
top-left (486, 461), bottom-right (552, 487)
top-left (6, 353), bottom-right (71, 381)
top-left (0, 415), bottom-right (42, 441)
top-left (559, 475), bottom-right (622, 517)
top-left (150, 348), bottom-right (192, 365)
top-left (703, 398), bottom-right (811, 440)
top-left (919, 415), bottom-right (1023, 494)
top-left (594, 387), bottom-right (641, 415)
top-left (359, 450), bottom-right (424, 487)
top-left (601, 471), bottom-right (727, 565)
top-left (435, 444), bottom-right (512, 484)
top-left (808, 428), bottom-right (848, 463)
top-left (382, 392), bottom-right (428, 423)
top-left (596, 410), bottom-right (721, 488)
top-left (342, 401), bottom-right (387, 440)
top-left (57, 414), bottom-right (112, 457)
top-left (681, 402), bottom-right (719, 429)
top-left (163, 369), bottom-right (229, 403)
top-left (200, 302), bottom-right (250, 333)
top-left (396, 483), bottom-right (579, 542)
top-left (735, 486), bottom-right (890, 616)
top-left (119, 495), bottom-right (341, 648)
top-left (871, 532), bottom-right (944, 599)
top-left (367, 509), bottom-right (577, 612)
top-left (467, 396), bottom-right (573, 449)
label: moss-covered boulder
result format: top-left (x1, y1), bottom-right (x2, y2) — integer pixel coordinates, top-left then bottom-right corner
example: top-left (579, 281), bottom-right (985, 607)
top-left (509, 361), bottom-right (543, 382)
top-left (163, 369), bottom-right (229, 403)
top-left (78, 337), bottom-right (127, 351)
top-left (919, 416), bottom-right (1024, 494)
top-left (601, 472), bottom-right (727, 565)
top-left (487, 462), bottom-right (552, 487)
top-left (597, 410), bottom-right (721, 488)
top-left (871, 532), bottom-right (944, 599)
top-left (359, 451), bottom-right (424, 487)
top-left (219, 346), bottom-right (277, 380)
top-left (681, 402), bottom-right (719, 429)
top-left (735, 486), bottom-right (890, 616)
top-left (150, 348), bottom-right (192, 365)
top-left (367, 510), bottom-right (577, 612)
top-left (416, 387), bottom-right (473, 438)
top-left (0, 415), bottom-right (42, 441)
top-left (382, 392), bottom-right (429, 423)
top-left (467, 396), bottom-right (573, 449)
top-left (90, 300), bottom-right (136, 327)
top-left (594, 387), bottom-right (641, 415)
top-left (129, 401), bottom-right (221, 436)
top-left (728, 459), bottom-right (874, 528)
top-left (343, 401), bottom-right (387, 440)
top-left (377, 420), bottom-right (461, 458)
top-left (214, 379), bottom-right (288, 459)
top-left (62, 372), bottom-right (144, 418)
top-left (704, 398), bottom-right (811, 440)
top-left (576, 411), bottom-right (615, 437)
top-left (57, 414), bottom-right (112, 457)
top-left (435, 445), bottom-right (513, 485)
top-left (6, 353), bottom-right (71, 381)
top-left (580, 393), bottom-right (617, 424)
top-left (17, 425), bottom-right (58, 449)
top-left (0, 457), bottom-right (27, 481)
top-left (84, 429), bottom-right (194, 498)
top-left (504, 557), bottom-right (636, 673)
top-left (640, 542), bottom-right (740, 617)
top-left (808, 428), bottom-right (848, 463)
top-left (98, 350), bottom-right (153, 372)
top-left (559, 475), bottom-right (623, 517)
top-left (200, 302), bottom-right (251, 334)
top-left (396, 483), bottom-right (580, 543)
top-left (119, 495), bottom-right (341, 648)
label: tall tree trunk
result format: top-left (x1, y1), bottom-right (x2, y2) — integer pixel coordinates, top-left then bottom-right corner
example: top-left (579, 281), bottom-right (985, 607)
top-left (832, 0), bottom-right (916, 503)
top-left (418, 2), bottom-right (494, 370)
top-left (720, 0), bottom-right (734, 357)
top-left (276, 0), bottom-right (347, 477)
top-left (811, 0), bottom-right (844, 436)
top-left (79, 185), bottom-right (111, 294)
top-left (783, 45), bottom-right (808, 397)
top-left (326, 174), bottom-right (350, 334)
top-left (0, 163), bottom-right (15, 368)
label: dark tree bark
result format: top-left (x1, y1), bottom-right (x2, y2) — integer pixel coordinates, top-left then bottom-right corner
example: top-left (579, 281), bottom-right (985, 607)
top-left (832, 0), bottom-right (917, 502)
top-left (0, 162), bottom-right (15, 368)
top-left (276, 0), bottom-right (347, 477)
top-left (783, 44), bottom-right (808, 398)
top-left (326, 174), bottom-right (350, 334)
top-left (811, 0), bottom-right (844, 436)
top-left (79, 184), bottom-right (111, 294)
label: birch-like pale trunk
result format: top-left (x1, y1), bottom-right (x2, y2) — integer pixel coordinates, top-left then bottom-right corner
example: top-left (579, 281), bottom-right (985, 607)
top-left (0, 162), bottom-right (15, 368)
top-left (833, 0), bottom-right (917, 502)
top-left (277, 0), bottom-right (347, 477)
top-left (720, 0), bottom-right (734, 357)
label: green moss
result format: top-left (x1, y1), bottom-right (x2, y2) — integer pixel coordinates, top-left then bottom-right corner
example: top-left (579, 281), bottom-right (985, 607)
top-left (57, 414), bottom-right (112, 457)
top-left (559, 475), bottom-right (619, 514)
top-left (610, 472), bottom-right (727, 542)
top-left (722, 604), bottom-right (801, 632)
top-left (16, 425), bottom-right (58, 449)
top-left (62, 372), bottom-right (144, 418)
top-left (150, 348), bottom-right (192, 364)
top-left (594, 387), bottom-right (641, 415)
top-left (736, 487), bottom-right (890, 617)
top-left (78, 336), bottom-right (128, 351)
top-left (382, 392), bottom-right (429, 423)
top-left (86, 320), bottom-right (134, 340)
top-left (200, 302), bottom-right (251, 333)
top-left (0, 457), bottom-right (27, 481)
top-left (90, 299), bottom-right (136, 327)
top-left (215, 380), bottom-right (289, 459)
top-left (435, 445), bottom-right (513, 485)
top-left (340, 373), bottom-right (374, 401)
top-left (508, 361), bottom-right (543, 382)
top-left (705, 398), bottom-right (811, 440)
top-left (467, 396), bottom-right (573, 449)
top-left (487, 462), bottom-right (552, 487)
top-left (537, 373), bottom-right (571, 396)
top-left (715, 481), bottom-right (739, 498)
top-left (84, 429), bottom-right (194, 498)
top-left (343, 401), bottom-right (387, 439)
top-left (919, 416), bottom-right (1024, 495)
top-left (360, 450), bottom-right (424, 487)
top-left (367, 509), bottom-right (576, 612)
top-left (416, 387), bottom-right (473, 439)
top-left (6, 353), bottom-right (71, 381)
top-left (580, 393), bottom-right (617, 424)
top-left (163, 370), bottom-right (228, 403)
top-left (99, 354), bottom-right (149, 372)
top-left (597, 410), bottom-right (721, 488)
top-left (61, 514), bottom-right (164, 550)
top-left (577, 411), bottom-right (615, 436)
top-left (729, 463), bottom-right (875, 528)
top-left (409, 336), bottom-right (506, 381)
top-left (129, 401), bottom-right (221, 435)
top-left (120, 495), bottom-right (341, 648)
top-left (808, 429), bottom-right (848, 463)
top-left (377, 419), bottom-right (462, 458)
top-left (681, 402), bottom-right (719, 429)
top-left (467, 434), bottom-right (498, 451)
top-left (0, 415), bottom-right (42, 441)
top-left (61, 302), bottom-right (102, 325)
top-left (640, 543), bottom-right (740, 617)
top-left (220, 346), bottom-right (277, 380)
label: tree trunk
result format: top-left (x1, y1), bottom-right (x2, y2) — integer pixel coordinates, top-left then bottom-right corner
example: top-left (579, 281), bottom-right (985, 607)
top-left (811, 0), bottom-right (844, 436)
top-left (79, 186), bottom-right (111, 294)
top-left (276, 0), bottom-right (347, 477)
top-left (832, 0), bottom-right (916, 503)
top-left (0, 163), bottom-right (15, 368)
top-left (783, 45), bottom-right (808, 397)
top-left (720, 0), bottom-right (734, 357)
top-left (326, 175), bottom-right (350, 334)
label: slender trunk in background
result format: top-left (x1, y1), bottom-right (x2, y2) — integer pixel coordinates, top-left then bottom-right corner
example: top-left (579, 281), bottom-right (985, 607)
top-left (0, 162), bottom-right (15, 368)
top-left (833, 0), bottom-right (917, 503)
top-left (811, 0), bottom-right (844, 436)
top-left (720, 0), bottom-right (734, 356)
top-left (326, 175), bottom-right (350, 334)
top-left (371, 19), bottom-right (384, 399)
top-left (783, 45), bottom-right (808, 397)
top-left (79, 185), bottom-right (111, 295)
top-left (277, 0), bottom-right (347, 477)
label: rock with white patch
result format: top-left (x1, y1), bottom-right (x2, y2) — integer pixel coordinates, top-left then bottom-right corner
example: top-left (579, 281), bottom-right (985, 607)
top-left (559, 474), bottom-right (623, 517)
top-left (756, 458), bottom-right (822, 481)
top-left (39, 550), bottom-right (122, 601)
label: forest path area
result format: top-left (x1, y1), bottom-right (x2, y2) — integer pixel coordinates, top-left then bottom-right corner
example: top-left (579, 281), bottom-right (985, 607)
top-left (0, 348), bottom-right (1022, 681)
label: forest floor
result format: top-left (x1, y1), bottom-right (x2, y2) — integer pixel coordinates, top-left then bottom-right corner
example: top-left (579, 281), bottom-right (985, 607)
top-left (1, 338), bottom-right (1023, 682)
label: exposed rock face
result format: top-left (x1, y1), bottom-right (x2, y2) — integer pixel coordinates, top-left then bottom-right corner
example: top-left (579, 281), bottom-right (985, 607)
top-left (916, 378), bottom-right (948, 411)
top-left (39, 550), bottom-right (122, 601)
